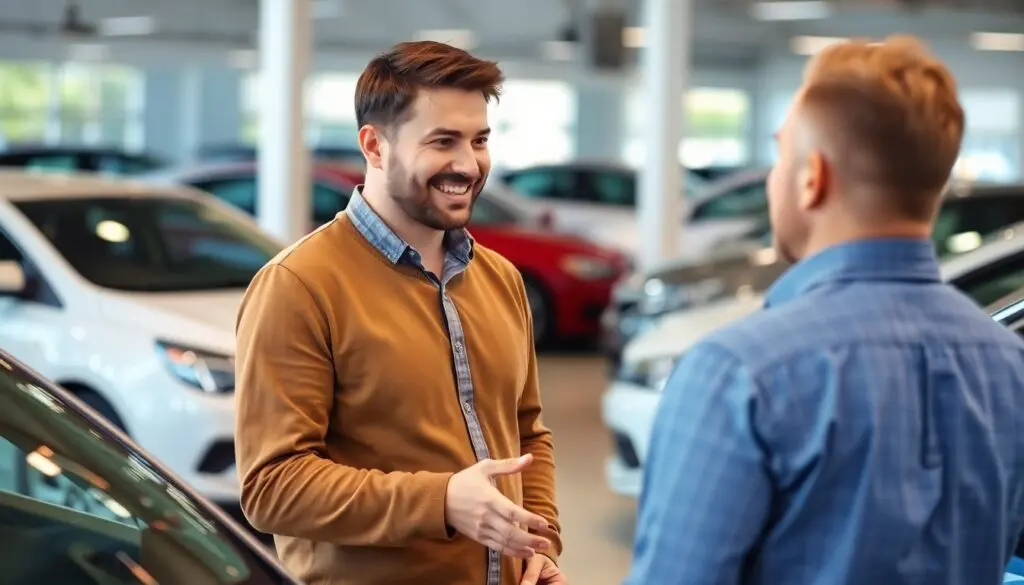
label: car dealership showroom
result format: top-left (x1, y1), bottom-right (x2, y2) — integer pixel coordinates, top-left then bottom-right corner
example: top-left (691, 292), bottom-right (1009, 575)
top-left (3, 0), bottom-right (1024, 583)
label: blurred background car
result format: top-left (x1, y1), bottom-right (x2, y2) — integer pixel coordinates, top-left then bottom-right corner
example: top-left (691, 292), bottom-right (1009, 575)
top-left (150, 161), bottom-right (631, 345)
top-left (0, 170), bottom-right (284, 538)
top-left (0, 145), bottom-right (168, 176)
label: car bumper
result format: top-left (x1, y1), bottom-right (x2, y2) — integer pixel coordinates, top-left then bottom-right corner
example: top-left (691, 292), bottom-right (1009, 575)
top-left (553, 279), bottom-right (618, 338)
top-left (124, 371), bottom-right (239, 502)
top-left (600, 380), bottom-right (662, 498)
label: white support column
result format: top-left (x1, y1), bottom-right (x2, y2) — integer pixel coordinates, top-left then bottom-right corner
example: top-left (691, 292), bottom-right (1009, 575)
top-left (257, 0), bottom-right (312, 243)
top-left (637, 0), bottom-right (693, 271)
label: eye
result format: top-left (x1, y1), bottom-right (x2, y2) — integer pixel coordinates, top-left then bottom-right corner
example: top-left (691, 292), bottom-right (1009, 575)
top-left (435, 137), bottom-right (455, 147)
top-left (474, 136), bottom-right (489, 146)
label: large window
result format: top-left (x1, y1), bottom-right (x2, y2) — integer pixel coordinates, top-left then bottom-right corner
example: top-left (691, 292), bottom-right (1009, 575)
top-left (0, 61), bottom-right (142, 149)
top-left (623, 87), bottom-right (751, 168)
top-left (488, 80), bottom-right (576, 169)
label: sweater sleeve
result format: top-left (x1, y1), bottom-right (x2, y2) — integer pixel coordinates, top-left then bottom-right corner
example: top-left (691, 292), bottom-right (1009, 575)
top-left (512, 270), bottom-right (563, 563)
top-left (234, 262), bottom-right (454, 545)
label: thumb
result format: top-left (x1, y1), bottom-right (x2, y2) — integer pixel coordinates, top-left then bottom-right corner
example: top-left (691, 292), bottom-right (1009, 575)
top-left (485, 454), bottom-right (533, 477)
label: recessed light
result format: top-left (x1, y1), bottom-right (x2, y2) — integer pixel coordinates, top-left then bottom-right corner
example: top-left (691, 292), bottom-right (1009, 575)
top-left (970, 32), bottom-right (1024, 52)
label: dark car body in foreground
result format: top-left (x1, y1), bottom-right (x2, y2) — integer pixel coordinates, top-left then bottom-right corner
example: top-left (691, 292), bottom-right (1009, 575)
top-left (0, 348), bottom-right (297, 583)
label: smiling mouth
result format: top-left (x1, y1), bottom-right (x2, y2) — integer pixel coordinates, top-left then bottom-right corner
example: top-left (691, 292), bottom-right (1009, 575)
top-left (430, 179), bottom-right (473, 197)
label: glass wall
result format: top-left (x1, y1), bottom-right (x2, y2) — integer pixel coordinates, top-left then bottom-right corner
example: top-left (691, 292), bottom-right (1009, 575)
top-left (240, 73), bottom-right (577, 169)
top-left (623, 87), bottom-right (752, 169)
top-left (0, 61), bottom-right (143, 149)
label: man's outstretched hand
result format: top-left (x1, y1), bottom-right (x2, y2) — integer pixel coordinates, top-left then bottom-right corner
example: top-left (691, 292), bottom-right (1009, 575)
top-left (445, 454), bottom-right (552, 559)
top-left (522, 554), bottom-right (567, 585)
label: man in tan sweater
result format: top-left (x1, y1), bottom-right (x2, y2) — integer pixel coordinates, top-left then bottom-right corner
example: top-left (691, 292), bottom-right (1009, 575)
top-left (233, 40), bottom-right (565, 585)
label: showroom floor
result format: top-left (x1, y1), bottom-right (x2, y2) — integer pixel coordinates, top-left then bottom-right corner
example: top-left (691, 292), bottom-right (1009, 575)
top-left (536, 351), bottom-right (636, 584)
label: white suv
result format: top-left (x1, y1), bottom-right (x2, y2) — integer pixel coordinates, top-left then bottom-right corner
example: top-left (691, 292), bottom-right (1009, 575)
top-left (0, 169), bottom-right (283, 514)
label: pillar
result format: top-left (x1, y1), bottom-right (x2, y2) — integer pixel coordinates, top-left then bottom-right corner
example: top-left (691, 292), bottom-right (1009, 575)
top-left (257, 0), bottom-right (312, 243)
top-left (636, 0), bottom-right (692, 270)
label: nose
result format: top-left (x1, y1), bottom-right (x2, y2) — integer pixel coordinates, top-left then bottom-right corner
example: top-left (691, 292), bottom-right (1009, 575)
top-left (449, 143), bottom-right (482, 179)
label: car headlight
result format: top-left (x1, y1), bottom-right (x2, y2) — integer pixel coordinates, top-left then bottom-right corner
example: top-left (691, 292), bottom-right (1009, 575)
top-left (561, 255), bottom-right (619, 280)
top-left (639, 277), bottom-right (726, 315)
top-left (618, 355), bottom-right (679, 391)
top-left (156, 340), bottom-right (235, 393)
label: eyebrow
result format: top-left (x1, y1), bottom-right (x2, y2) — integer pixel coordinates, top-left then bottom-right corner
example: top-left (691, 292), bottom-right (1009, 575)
top-left (424, 127), bottom-right (491, 139)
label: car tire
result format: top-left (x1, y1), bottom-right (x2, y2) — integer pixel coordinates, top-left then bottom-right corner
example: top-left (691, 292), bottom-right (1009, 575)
top-left (522, 274), bottom-right (555, 348)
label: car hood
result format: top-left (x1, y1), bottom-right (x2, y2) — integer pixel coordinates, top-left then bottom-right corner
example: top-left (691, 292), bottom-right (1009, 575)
top-left (98, 289), bottom-right (244, 355)
top-left (622, 293), bottom-right (765, 364)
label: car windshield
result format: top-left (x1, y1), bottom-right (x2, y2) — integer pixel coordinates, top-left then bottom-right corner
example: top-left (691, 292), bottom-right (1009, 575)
top-left (0, 352), bottom-right (294, 584)
top-left (13, 196), bottom-right (281, 292)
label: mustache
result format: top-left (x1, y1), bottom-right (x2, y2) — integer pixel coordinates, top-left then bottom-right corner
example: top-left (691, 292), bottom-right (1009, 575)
top-left (430, 173), bottom-right (477, 185)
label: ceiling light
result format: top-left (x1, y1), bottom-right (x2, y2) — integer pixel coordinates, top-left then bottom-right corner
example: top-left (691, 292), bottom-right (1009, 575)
top-left (789, 35), bottom-right (848, 55)
top-left (98, 16), bottom-right (155, 36)
top-left (970, 32), bottom-right (1024, 52)
top-left (414, 29), bottom-right (476, 50)
top-left (541, 40), bottom-right (576, 61)
top-left (750, 1), bottom-right (831, 21)
top-left (622, 26), bottom-right (645, 48)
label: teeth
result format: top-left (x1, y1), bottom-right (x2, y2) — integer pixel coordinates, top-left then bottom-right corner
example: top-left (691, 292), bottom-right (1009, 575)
top-left (434, 182), bottom-right (470, 195)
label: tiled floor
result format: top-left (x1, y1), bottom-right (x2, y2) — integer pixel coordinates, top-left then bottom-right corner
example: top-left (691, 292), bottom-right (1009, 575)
top-left (536, 352), bottom-right (636, 585)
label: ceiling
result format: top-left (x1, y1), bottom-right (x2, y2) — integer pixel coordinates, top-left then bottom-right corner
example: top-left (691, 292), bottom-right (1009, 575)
top-left (1, 0), bottom-right (1024, 68)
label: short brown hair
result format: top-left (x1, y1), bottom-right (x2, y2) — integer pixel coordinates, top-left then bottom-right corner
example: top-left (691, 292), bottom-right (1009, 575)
top-left (797, 35), bottom-right (964, 219)
top-left (354, 40), bottom-right (504, 133)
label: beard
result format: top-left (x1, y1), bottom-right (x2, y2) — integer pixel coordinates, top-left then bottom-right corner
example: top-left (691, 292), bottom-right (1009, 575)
top-left (385, 154), bottom-right (482, 231)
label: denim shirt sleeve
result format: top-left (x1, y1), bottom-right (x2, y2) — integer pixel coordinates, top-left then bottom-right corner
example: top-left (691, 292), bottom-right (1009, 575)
top-left (624, 341), bottom-right (772, 585)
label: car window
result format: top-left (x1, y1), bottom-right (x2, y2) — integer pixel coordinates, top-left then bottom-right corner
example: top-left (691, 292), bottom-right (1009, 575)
top-left (503, 169), bottom-right (576, 201)
top-left (193, 178), bottom-right (346, 224)
top-left (22, 155), bottom-right (80, 173)
top-left (470, 196), bottom-right (518, 226)
top-left (0, 354), bottom-right (295, 584)
top-left (580, 170), bottom-right (636, 206)
top-left (690, 180), bottom-right (769, 221)
top-left (194, 178), bottom-right (258, 215)
top-left (0, 229), bottom-right (21, 262)
top-left (934, 195), bottom-right (1024, 257)
top-left (952, 249), bottom-right (1024, 308)
top-left (14, 196), bottom-right (281, 292)
top-left (97, 154), bottom-right (165, 176)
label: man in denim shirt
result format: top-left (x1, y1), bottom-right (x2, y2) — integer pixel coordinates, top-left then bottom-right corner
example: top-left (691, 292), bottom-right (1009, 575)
top-left (626, 36), bottom-right (1024, 585)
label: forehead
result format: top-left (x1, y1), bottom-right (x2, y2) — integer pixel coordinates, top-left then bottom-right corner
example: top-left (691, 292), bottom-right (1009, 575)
top-left (404, 88), bottom-right (489, 131)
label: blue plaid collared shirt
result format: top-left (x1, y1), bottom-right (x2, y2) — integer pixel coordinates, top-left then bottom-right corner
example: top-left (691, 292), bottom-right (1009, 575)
top-left (626, 238), bottom-right (1024, 585)
top-left (345, 188), bottom-right (505, 585)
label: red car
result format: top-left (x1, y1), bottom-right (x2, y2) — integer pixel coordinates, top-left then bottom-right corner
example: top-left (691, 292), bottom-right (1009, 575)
top-left (152, 161), bottom-right (630, 345)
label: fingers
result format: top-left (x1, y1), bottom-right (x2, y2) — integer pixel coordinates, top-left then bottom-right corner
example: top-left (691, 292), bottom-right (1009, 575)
top-left (483, 454), bottom-right (534, 476)
top-left (506, 504), bottom-right (551, 532)
top-left (521, 555), bottom-right (543, 585)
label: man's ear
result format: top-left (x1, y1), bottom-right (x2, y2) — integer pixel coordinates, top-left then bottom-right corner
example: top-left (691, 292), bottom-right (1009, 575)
top-left (358, 125), bottom-right (386, 170)
top-left (798, 150), bottom-right (829, 211)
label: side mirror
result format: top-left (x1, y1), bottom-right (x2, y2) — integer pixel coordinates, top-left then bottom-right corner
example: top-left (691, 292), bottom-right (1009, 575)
top-left (0, 260), bottom-right (25, 296)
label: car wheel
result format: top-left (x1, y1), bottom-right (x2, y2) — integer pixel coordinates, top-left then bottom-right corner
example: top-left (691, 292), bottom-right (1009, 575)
top-left (522, 274), bottom-right (554, 347)
top-left (66, 386), bottom-right (128, 434)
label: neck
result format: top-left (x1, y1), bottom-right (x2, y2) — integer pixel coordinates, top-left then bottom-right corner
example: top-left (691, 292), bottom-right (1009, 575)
top-left (360, 177), bottom-right (445, 255)
top-left (800, 217), bottom-right (931, 260)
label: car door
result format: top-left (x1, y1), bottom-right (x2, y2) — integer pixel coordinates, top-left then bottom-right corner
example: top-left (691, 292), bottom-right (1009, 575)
top-left (503, 166), bottom-right (624, 231)
top-left (0, 225), bottom-right (65, 372)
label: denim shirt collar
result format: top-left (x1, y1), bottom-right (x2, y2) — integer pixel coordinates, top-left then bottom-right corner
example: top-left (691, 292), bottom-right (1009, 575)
top-left (345, 186), bottom-right (474, 266)
top-left (765, 237), bottom-right (941, 308)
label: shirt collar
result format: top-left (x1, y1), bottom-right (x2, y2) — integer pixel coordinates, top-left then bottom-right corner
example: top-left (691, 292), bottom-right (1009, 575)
top-left (345, 186), bottom-right (474, 265)
top-left (765, 237), bottom-right (941, 308)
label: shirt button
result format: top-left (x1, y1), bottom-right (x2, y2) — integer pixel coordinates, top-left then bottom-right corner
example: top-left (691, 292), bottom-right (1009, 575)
top-left (463, 401), bottom-right (472, 413)
top-left (454, 341), bottom-right (463, 353)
